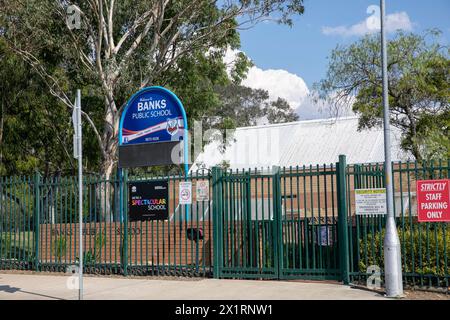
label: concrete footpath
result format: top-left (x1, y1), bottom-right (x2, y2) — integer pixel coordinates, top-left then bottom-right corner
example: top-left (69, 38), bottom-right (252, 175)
top-left (0, 273), bottom-right (386, 300)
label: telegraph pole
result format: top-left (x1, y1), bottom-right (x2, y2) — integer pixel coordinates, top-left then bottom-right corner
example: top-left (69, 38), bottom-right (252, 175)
top-left (73, 89), bottom-right (83, 300)
top-left (380, 0), bottom-right (403, 298)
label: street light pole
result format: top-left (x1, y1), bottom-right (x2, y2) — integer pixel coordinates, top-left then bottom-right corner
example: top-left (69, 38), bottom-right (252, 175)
top-left (380, 0), bottom-right (403, 298)
top-left (74, 89), bottom-right (84, 300)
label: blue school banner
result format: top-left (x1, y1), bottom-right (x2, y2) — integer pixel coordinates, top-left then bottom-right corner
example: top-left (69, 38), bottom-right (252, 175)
top-left (119, 86), bottom-right (188, 146)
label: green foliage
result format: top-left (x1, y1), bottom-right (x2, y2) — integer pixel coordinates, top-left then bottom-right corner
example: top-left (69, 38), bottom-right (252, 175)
top-left (201, 84), bottom-right (299, 152)
top-left (410, 111), bottom-right (450, 162)
top-left (0, 0), bottom-right (305, 178)
top-left (266, 97), bottom-right (299, 124)
top-left (79, 232), bottom-right (107, 265)
top-left (53, 236), bottom-right (67, 262)
top-left (0, 232), bottom-right (12, 258)
top-left (0, 231), bottom-right (34, 261)
top-left (358, 225), bottom-right (450, 277)
top-left (314, 30), bottom-right (450, 162)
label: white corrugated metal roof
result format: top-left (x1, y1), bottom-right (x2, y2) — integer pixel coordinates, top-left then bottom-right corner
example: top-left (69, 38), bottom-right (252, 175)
top-left (191, 117), bottom-right (413, 171)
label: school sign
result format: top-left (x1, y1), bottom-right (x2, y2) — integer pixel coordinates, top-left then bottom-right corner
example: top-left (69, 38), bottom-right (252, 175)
top-left (118, 86), bottom-right (188, 168)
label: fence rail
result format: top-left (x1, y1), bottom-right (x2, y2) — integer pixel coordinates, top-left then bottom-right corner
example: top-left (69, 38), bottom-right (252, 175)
top-left (0, 159), bottom-right (448, 288)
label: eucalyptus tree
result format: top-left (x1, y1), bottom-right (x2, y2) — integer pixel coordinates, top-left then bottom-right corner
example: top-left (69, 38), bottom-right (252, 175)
top-left (314, 30), bottom-right (449, 161)
top-left (1, 0), bottom-right (305, 178)
top-left (1, 0), bottom-right (305, 220)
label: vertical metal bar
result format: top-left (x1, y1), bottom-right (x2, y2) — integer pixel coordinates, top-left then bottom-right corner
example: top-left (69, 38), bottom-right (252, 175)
top-left (261, 172), bottom-right (266, 270)
top-left (302, 165), bottom-right (309, 270)
top-left (0, 176), bottom-right (3, 266)
top-left (34, 172), bottom-right (40, 271)
top-left (246, 170), bottom-right (252, 270)
top-left (337, 155), bottom-right (350, 285)
top-left (289, 166), bottom-right (295, 271)
top-left (27, 176), bottom-right (31, 269)
top-left (18, 177), bottom-right (23, 269)
top-left (212, 167), bottom-right (223, 278)
top-left (443, 159), bottom-right (449, 287)
top-left (12, 176), bottom-right (16, 265)
top-left (309, 165), bottom-right (315, 270)
top-left (122, 170), bottom-right (128, 275)
top-left (254, 170), bottom-right (260, 271)
top-left (296, 166), bottom-right (302, 270)
top-left (346, 164), bottom-right (355, 280)
top-left (317, 165), bottom-right (323, 269)
top-left (272, 166), bottom-right (282, 279)
top-left (331, 164), bottom-right (337, 273)
top-left (323, 164), bottom-right (330, 271)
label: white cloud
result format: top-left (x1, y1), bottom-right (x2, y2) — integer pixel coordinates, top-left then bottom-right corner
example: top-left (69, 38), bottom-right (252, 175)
top-left (322, 11), bottom-right (413, 37)
top-left (225, 48), bottom-right (330, 120)
top-left (242, 67), bottom-right (309, 111)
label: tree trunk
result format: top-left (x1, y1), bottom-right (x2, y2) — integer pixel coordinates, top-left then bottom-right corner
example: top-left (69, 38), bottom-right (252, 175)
top-left (97, 98), bottom-right (119, 222)
top-left (404, 107), bottom-right (421, 162)
top-left (0, 95), bottom-right (4, 166)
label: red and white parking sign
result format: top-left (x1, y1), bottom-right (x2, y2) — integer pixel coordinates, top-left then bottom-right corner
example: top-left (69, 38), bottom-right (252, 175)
top-left (416, 179), bottom-right (450, 222)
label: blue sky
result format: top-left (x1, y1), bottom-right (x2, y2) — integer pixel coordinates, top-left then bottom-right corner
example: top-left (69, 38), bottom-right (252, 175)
top-left (239, 0), bottom-right (450, 87)
top-left (232, 0), bottom-right (449, 119)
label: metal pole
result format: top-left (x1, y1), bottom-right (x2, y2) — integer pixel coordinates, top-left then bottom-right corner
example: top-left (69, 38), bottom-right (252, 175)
top-left (77, 89), bottom-right (84, 300)
top-left (380, 0), bottom-right (403, 298)
top-left (184, 131), bottom-right (189, 222)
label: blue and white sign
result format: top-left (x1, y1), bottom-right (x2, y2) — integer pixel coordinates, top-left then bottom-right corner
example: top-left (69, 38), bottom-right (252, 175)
top-left (119, 86), bottom-right (188, 146)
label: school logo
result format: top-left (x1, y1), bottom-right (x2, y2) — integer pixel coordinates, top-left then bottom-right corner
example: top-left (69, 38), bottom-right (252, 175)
top-left (166, 118), bottom-right (179, 136)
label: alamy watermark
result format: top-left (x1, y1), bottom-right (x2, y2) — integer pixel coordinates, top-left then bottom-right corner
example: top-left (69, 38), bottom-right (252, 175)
top-left (366, 5), bottom-right (381, 31)
top-left (366, 265), bottom-right (382, 290)
top-left (66, 264), bottom-right (80, 290)
top-left (66, 5), bottom-right (81, 30)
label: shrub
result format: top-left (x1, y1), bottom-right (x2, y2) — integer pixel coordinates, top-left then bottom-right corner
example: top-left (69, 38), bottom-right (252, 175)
top-left (358, 224), bottom-right (450, 277)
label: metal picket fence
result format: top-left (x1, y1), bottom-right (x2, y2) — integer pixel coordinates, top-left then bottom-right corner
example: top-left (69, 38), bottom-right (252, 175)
top-left (0, 170), bottom-right (213, 277)
top-left (0, 158), bottom-right (448, 288)
top-left (346, 160), bottom-right (449, 288)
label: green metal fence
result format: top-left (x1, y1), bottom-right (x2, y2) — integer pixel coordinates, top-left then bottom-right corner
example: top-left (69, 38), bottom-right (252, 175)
top-left (212, 157), bottom-right (449, 287)
top-left (346, 160), bottom-right (449, 288)
top-left (0, 158), bottom-right (448, 288)
top-left (0, 169), bottom-right (213, 276)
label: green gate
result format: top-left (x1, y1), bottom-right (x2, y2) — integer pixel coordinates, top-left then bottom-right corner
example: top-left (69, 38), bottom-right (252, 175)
top-left (213, 167), bottom-right (279, 279)
top-left (212, 157), bottom-right (348, 281)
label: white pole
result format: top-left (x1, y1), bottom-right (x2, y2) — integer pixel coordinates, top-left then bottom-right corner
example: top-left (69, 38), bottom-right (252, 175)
top-left (380, 0), bottom-right (403, 298)
top-left (77, 89), bottom-right (84, 300)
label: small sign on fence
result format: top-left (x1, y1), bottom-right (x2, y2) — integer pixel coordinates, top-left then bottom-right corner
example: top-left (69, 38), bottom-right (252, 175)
top-left (416, 179), bottom-right (450, 223)
top-left (129, 181), bottom-right (169, 221)
top-left (179, 181), bottom-right (192, 205)
top-left (316, 225), bottom-right (334, 246)
top-left (355, 188), bottom-right (387, 215)
top-left (196, 180), bottom-right (209, 202)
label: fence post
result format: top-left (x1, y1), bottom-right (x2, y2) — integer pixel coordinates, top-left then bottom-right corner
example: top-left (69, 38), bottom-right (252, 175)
top-left (337, 155), bottom-right (350, 285)
top-left (122, 169), bottom-right (128, 276)
top-left (245, 171), bottom-right (252, 267)
top-left (212, 167), bottom-right (223, 278)
top-left (33, 171), bottom-right (40, 271)
top-left (272, 166), bottom-right (282, 279)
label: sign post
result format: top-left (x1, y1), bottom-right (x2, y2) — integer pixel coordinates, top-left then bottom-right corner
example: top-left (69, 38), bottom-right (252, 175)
top-left (72, 89), bottom-right (83, 300)
top-left (417, 179), bottom-right (450, 223)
